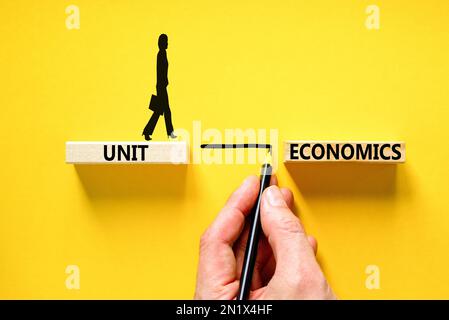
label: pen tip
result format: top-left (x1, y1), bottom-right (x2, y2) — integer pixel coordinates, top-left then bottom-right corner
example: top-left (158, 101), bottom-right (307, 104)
top-left (264, 152), bottom-right (272, 165)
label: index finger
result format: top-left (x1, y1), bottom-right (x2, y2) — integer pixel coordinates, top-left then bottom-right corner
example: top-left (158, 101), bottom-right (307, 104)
top-left (206, 175), bottom-right (260, 245)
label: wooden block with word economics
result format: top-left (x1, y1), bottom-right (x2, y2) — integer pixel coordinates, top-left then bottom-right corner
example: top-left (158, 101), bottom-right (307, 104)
top-left (284, 141), bottom-right (405, 163)
top-left (66, 141), bottom-right (189, 164)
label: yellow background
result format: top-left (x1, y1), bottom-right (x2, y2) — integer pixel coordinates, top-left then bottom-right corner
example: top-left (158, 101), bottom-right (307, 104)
top-left (1, 0), bottom-right (448, 299)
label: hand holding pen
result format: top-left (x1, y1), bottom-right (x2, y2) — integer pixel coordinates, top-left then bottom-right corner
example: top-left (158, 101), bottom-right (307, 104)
top-left (194, 175), bottom-right (336, 300)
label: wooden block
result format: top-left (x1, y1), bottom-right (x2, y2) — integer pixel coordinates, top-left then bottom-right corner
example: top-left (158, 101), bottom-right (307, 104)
top-left (284, 141), bottom-right (405, 163)
top-left (66, 141), bottom-right (189, 164)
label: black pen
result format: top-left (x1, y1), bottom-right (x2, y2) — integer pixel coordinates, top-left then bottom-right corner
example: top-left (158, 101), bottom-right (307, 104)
top-left (237, 155), bottom-right (272, 300)
top-left (200, 143), bottom-right (273, 300)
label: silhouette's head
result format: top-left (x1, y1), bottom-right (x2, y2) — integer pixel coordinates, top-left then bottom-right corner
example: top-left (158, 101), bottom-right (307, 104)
top-left (158, 34), bottom-right (168, 50)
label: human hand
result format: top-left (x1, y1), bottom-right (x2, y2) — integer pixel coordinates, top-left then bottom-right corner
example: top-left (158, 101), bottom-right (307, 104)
top-left (194, 175), bottom-right (336, 300)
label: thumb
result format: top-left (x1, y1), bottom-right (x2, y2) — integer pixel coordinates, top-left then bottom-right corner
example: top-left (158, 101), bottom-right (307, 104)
top-left (260, 186), bottom-right (316, 278)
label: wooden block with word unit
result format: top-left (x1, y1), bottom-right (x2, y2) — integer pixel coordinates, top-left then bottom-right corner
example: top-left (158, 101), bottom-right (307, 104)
top-left (284, 141), bottom-right (405, 163)
top-left (66, 141), bottom-right (189, 164)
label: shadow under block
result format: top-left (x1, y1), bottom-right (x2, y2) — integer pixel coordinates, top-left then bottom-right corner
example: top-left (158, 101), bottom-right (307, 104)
top-left (284, 141), bottom-right (405, 163)
top-left (66, 141), bottom-right (189, 164)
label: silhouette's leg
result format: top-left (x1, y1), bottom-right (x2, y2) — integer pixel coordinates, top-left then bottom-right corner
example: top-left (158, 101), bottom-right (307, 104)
top-left (164, 107), bottom-right (174, 135)
top-left (157, 87), bottom-right (174, 135)
top-left (143, 112), bottom-right (160, 135)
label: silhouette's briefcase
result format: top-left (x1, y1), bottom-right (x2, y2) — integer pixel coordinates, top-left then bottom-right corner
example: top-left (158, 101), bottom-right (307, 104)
top-left (149, 94), bottom-right (159, 112)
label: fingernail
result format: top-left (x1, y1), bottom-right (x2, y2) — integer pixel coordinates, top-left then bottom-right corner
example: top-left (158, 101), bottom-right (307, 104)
top-left (265, 186), bottom-right (286, 207)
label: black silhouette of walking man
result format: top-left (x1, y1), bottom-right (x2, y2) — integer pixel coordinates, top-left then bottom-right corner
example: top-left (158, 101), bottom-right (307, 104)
top-left (143, 34), bottom-right (177, 141)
